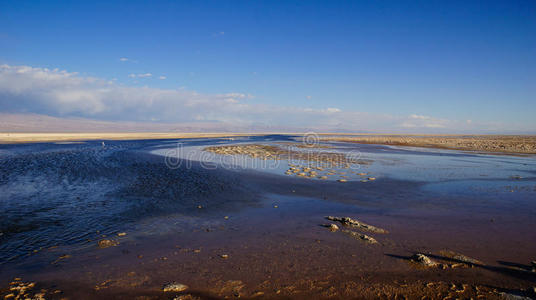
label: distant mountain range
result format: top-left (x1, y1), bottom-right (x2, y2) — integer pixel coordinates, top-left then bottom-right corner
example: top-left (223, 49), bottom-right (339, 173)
top-left (0, 113), bottom-right (368, 133)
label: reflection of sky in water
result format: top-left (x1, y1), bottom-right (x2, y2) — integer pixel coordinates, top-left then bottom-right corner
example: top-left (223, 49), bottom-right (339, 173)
top-left (153, 139), bottom-right (536, 184)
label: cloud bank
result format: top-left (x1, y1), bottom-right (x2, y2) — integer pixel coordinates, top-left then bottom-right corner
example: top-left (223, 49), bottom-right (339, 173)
top-left (0, 64), bottom-right (519, 133)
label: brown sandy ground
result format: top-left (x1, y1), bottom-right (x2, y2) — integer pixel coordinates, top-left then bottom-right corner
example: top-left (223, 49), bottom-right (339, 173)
top-left (318, 134), bottom-right (536, 154)
top-left (0, 133), bottom-right (260, 144)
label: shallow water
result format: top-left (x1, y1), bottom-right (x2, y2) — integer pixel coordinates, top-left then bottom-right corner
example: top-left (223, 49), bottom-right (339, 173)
top-left (1, 135), bottom-right (535, 299)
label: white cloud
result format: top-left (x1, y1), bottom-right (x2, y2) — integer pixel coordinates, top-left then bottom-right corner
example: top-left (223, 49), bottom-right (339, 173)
top-left (0, 64), bottom-right (507, 132)
top-left (119, 57), bottom-right (129, 62)
top-left (400, 114), bottom-right (449, 129)
top-left (159, 76), bottom-right (167, 80)
top-left (325, 107), bottom-right (341, 113)
top-left (128, 73), bottom-right (152, 78)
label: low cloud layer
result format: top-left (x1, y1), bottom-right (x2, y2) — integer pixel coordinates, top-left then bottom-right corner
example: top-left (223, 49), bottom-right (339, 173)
top-left (0, 64), bottom-right (518, 133)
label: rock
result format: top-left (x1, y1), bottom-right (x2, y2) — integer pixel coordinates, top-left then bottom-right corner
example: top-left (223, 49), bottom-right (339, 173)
top-left (411, 253), bottom-right (437, 267)
top-left (337, 179), bottom-right (347, 182)
top-left (98, 239), bottom-right (119, 248)
top-left (341, 230), bottom-right (378, 244)
top-left (367, 177), bottom-right (376, 180)
top-left (251, 291), bottom-right (265, 297)
top-left (117, 232), bottom-right (127, 237)
top-left (451, 254), bottom-right (482, 265)
top-left (326, 216), bottom-right (388, 233)
top-left (318, 176), bottom-right (328, 180)
top-left (220, 254), bottom-right (229, 259)
top-left (322, 224), bottom-right (339, 231)
top-left (174, 295), bottom-right (201, 300)
top-left (163, 282), bottom-right (189, 292)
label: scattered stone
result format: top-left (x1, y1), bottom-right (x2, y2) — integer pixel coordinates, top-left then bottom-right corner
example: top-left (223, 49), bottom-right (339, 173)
top-left (117, 232), bottom-right (127, 236)
top-left (163, 282), bottom-right (189, 292)
top-left (98, 239), bottom-right (119, 249)
top-left (337, 179), bottom-right (347, 182)
top-left (224, 216), bottom-right (229, 220)
top-left (452, 254), bottom-right (482, 265)
top-left (326, 216), bottom-right (388, 233)
top-left (319, 176), bottom-right (328, 180)
top-left (321, 224), bottom-right (339, 231)
top-left (367, 177), bottom-right (376, 181)
top-left (251, 291), bottom-right (265, 297)
top-left (411, 253), bottom-right (437, 267)
top-left (220, 254), bottom-right (229, 259)
top-left (357, 173), bottom-right (367, 176)
top-left (341, 230), bottom-right (378, 244)
top-left (439, 251), bottom-right (483, 265)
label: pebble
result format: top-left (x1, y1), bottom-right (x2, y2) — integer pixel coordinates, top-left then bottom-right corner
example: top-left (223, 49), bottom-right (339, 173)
top-left (328, 224), bottom-right (339, 231)
top-left (220, 254), bottom-right (229, 259)
top-left (98, 239), bottom-right (119, 248)
top-left (341, 230), bottom-right (378, 244)
top-left (163, 282), bottom-right (189, 292)
top-left (117, 232), bottom-right (127, 236)
top-left (338, 179), bottom-right (347, 182)
top-left (411, 253), bottom-right (437, 267)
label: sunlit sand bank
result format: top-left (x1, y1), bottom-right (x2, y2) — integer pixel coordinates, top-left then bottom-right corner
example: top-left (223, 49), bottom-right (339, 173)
top-left (2, 133), bottom-right (535, 155)
top-left (319, 134), bottom-right (536, 154)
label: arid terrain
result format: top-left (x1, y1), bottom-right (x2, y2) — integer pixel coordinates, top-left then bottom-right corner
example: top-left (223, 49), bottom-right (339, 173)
top-left (2, 133), bottom-right (536, 155)
top-left (319, 134), bottom-right (536, 154)
top-left (0, 133), bottom-right (258, 144)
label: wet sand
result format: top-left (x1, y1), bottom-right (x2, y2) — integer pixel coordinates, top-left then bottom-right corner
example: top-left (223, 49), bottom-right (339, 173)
top-left (1, 136), bottom-right (535, 299)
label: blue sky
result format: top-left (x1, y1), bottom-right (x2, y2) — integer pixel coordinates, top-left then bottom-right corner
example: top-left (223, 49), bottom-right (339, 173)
top-left (0, 0), bottom-right (535, 132)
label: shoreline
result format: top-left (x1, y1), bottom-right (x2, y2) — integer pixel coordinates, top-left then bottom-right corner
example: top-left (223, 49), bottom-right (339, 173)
top-left (1, 132), bottom-right (535, 155)
top-left (0, 132), bottom-right (264, 144)
top-left (318, 134), bottom-right (536, 155)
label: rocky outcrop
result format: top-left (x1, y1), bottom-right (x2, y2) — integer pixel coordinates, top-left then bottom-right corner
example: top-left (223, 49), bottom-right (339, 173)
top-left (326, 216), bottom-right (388, 234)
